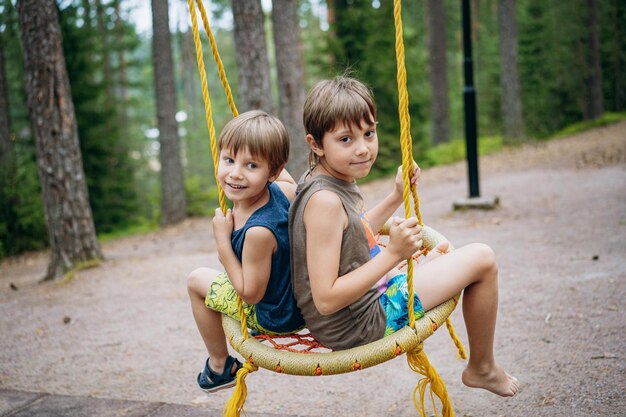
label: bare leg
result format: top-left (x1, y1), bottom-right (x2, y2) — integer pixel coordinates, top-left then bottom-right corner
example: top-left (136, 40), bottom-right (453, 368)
top-left (187, 267), bottom-right (236, 376)
top-left (412, 243), bottom-right (518, 397)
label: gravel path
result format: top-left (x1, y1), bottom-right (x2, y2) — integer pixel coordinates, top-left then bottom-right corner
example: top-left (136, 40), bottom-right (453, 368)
top-left (1, 121), bottom-right (624, 417)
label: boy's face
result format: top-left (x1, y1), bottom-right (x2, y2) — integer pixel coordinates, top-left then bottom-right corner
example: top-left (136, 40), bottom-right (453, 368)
top-left (217, 146), bottom-right (277, 203)
top-left (312, 117), bottom-right (378, 183)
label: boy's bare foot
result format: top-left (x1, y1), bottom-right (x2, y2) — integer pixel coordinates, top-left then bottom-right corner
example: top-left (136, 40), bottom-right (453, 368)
top-left (417, 241), bottom-right (450, 265)
top-left (461, 364), bottom-right (519, 397)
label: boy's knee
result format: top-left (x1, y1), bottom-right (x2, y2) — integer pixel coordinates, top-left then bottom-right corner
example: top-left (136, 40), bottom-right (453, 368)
top-left (471, 243), bottom-right (498, 275)
top-left (187, 267), bottom-right (209, 294)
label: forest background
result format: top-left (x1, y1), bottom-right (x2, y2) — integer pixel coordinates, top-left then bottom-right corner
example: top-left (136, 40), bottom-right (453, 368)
top-left (0, 0), bottom-right (625, 277)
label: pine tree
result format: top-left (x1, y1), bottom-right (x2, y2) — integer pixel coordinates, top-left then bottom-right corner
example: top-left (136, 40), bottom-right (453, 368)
top-left (272, 0), bottom-right (307, 178)
top-left (584, 0), bottom-right (603, 119)
top-left (152, 0), bottom-right (187, 225)
top-left (427, 0), bottom-right (451, 144)
top-left (498, 0), bottom-right (524, 141)
top-left (59, 2), bottom-right (140, 233)
top-left (17, 0), bottom-right (102, 279)
top-left (231, 0), bottom-right (274, 113)
top-left (601, 0), bottom-right (626, 112)
top-left (0, 7), bottom-right (14, 258)
top-left (0, 0), bottom-right (47, 257)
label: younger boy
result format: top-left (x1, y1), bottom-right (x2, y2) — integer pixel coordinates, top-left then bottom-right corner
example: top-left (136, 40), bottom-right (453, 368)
top-left (187, 110), bottom-right (304, 392)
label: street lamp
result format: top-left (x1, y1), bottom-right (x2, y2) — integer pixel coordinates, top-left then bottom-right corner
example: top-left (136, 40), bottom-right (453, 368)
top-left (454, 0), bottom-right (499, 210)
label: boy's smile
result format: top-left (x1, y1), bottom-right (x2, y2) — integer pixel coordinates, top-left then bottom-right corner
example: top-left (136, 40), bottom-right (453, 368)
top-left (217, 147), bottom-right (275, 204)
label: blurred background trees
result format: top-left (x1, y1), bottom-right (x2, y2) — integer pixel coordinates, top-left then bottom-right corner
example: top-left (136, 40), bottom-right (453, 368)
top-left (1, 0), bottom-right (624, 261)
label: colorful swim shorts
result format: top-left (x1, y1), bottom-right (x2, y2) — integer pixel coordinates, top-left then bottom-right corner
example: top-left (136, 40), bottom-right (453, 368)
top-left (379, 273), bottom-right (425, 336)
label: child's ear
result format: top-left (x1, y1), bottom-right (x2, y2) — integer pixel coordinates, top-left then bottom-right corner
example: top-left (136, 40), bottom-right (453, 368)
top-left (268, 164), bottom-right (285, 183)
top-left (306, 134), bottom-right (324, 157)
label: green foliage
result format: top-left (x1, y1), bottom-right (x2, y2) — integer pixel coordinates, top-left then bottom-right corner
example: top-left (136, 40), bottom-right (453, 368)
top-left (326, 1), bottom-right (430, 178)
top-left (518, 0), bottom-right (608, 137)
top-left (98, 220), bottom-right (158, 243)
top-left (299, 1), bottom-right (333, 88)
top-left (0, 0), bottom-right (48, 258)
top-left (185, 176), bottom-right (221, 217)
top-left (420, 135), bottom-right (503, 168)
top-left (471, 0), bottom-right (503, 137)
top-left (59, 3), bottom-right (141, 234)
top-left (0, 141), bottom-right (49, 257)
top-left (174, 24), bottom-right (237, 194)
top-left (551, 112), bottom-right (626, 138)
top-left (600, 0), bottom-right (626, 112)
top-left (519, 0), bottom-right (620, 135)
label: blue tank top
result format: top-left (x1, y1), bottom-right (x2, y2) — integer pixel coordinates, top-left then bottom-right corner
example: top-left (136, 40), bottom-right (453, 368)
top-left (230, 182), bottom-right (304, 333)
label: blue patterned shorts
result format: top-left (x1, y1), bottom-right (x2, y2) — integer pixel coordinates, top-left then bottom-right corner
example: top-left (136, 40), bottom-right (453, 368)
top-left (379, 273), bottom-right (425, 336)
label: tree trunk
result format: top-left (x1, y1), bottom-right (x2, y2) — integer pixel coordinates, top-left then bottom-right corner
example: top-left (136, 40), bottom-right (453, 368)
top-left (0, 25), bottom-right (12, 174)
top-left (17, 0), bottom-right (103, 280)
top-left (0, 23), bottom-right (15, 207)
top-left (82, 0), bottom-right (92, 26)
top-left (272, 0), bottom-right (307, 178)
top-left (427, 0), bottom-right (450, 145)
top-left (113, 0), bottom-right (128, 126)
top-left (179, 27), bottom-right (203, 177)
top-left (231, 0), bottom-right (274, 113)
top-left (95, 0), bottom-right (113, 111)
top-left (585, 0), bottom-right (603, 119)
top-left (498, 0), bottom-right (524, 140)
top-left (151, 0), bottom-right (187, 225)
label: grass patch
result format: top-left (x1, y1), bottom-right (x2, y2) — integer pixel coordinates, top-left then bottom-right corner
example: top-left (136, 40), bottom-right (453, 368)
top-left (98, 220), bottom-right (158, 242)
top-left (61, 258), bottom-right (102, 283)
top-left (421, 135), bottom-right (503, 167)
top-left (551, 112), bottom-right (626, 139)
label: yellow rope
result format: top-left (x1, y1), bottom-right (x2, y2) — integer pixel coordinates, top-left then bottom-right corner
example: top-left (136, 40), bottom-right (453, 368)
top-left (187, 0), bottom-right (227, 215)
top-left (407, 348), bottom-right (454, 417)
top-left (188, 0), bottom-right (249, 343)
top-left (446, 317), bottom-right (468, 359)
top-left (194, 0), bottom-right (238, 118)
top-left (393, 1), bottom-right (456, 415)
top-left (392, 0), bottom-right (417, 327)
top-left (223, 360), bottom-right (259, 417)
top-left (188, 4), bottom-right (254, 415)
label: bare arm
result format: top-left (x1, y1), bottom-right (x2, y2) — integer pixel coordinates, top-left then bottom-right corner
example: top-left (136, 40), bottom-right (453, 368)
top-left (213, 209), bottom-right (275, 304)
top-left (274, 167), bottom-right (297, 201)
top-left (366, 164), bottom-right (420, 233)
top-left (365, 189), bottom-right (403, 234)
top-left (304, 191), bottom-right (423, 315)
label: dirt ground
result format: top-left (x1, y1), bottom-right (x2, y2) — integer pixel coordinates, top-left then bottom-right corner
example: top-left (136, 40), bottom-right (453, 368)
top-left (1, 122), bottom-right (625, 417)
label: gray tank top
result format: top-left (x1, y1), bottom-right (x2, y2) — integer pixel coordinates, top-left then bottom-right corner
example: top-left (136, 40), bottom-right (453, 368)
top-left (288, 174), bottom-right (385, 350)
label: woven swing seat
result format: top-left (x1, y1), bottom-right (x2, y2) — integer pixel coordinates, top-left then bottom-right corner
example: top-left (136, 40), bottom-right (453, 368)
top-left (223, 225), bottom-right (459, 376)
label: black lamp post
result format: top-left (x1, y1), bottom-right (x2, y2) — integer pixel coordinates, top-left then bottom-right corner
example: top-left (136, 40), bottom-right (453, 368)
top-left (454, 0), bottom-right (499, 209)
top-left (461, 0), bottom-right (480, 198)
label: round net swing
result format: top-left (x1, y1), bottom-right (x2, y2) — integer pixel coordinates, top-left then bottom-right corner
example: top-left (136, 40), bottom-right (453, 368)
top-left (187, 1), bottom-right (467, 416)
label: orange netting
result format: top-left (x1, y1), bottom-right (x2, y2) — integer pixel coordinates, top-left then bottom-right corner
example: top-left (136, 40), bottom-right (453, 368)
top-left (254, 330), bottom-right (330, 353)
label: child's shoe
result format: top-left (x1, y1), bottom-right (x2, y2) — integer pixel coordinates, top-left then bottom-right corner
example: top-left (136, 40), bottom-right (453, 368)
top-left (197, 355), bottom-right (242, 393)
